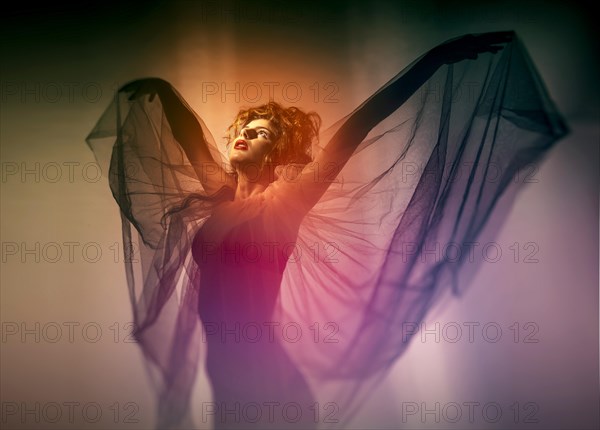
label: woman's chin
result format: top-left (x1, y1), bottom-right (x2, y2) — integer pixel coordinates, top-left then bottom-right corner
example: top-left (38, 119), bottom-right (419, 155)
top-left (229, 151), bottom-right (252, 164)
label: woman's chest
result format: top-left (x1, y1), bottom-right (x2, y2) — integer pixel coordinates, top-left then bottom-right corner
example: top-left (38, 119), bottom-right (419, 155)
top-left (191, 203), bottom-right (299, 271)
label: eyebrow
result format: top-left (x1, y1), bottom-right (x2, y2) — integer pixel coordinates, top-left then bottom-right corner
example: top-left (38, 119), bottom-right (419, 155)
top-left (243, 126), bottom-right (271, 131)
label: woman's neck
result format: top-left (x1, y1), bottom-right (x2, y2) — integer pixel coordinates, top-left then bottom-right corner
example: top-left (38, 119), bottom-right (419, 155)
top-left (234, 172), bottom-right (270, 200)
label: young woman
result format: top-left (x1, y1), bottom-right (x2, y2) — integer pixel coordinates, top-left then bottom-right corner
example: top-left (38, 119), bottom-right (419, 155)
top-left (87, 31), bottom-right (567, 429)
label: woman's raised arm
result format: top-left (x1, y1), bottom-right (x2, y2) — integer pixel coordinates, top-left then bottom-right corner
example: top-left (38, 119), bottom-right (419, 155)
top-left (292, 32), bottom-right (514, 211)
top-left (121, 78), bottom-right (236, 195)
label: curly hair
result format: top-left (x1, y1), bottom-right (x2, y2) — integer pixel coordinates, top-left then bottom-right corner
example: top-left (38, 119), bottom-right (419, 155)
top-left (226, 101), bottom-right (321, 168)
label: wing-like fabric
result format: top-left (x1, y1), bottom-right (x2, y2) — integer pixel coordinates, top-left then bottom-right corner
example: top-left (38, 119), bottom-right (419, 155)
top-left (86, 90), bottom-right (234, 428)
top-left (86, 33), bottom-right (567, 428)
top-left (275, 35), bottom-right (567, 424)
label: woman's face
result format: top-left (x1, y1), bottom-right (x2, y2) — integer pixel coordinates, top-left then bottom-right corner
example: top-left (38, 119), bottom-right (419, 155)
top-left (229, 119), bottom-right (276, 169)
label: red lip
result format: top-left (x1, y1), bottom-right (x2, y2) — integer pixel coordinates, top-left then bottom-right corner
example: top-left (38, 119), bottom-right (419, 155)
top-left (234, 139), bottom-right (248, 150)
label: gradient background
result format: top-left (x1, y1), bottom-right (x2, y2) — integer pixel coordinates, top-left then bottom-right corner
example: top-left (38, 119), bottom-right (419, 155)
top-left (1, 1), bottom-right (598, 429)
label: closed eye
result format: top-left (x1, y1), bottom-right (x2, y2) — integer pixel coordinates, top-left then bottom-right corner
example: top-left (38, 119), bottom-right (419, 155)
top-left (242, 127), bottom-right (272, 140)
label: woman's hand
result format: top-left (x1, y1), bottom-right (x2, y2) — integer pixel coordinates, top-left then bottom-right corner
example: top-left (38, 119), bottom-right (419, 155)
top-left (431, 31), bottom-right (515, 65)
top-left (120, 78), bottom-right (172, 102)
